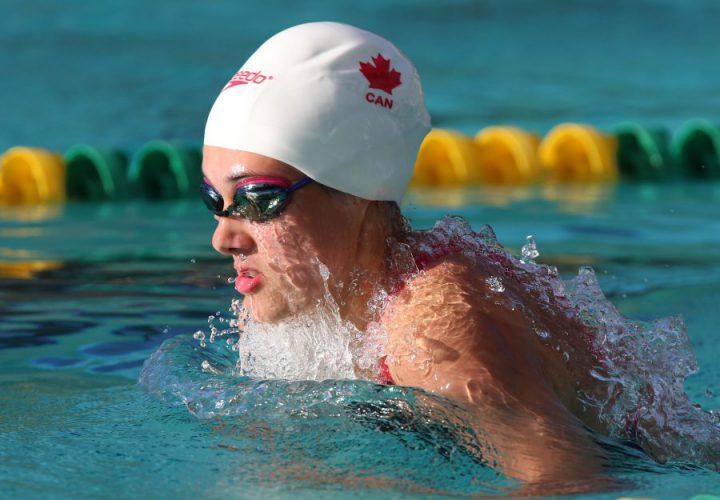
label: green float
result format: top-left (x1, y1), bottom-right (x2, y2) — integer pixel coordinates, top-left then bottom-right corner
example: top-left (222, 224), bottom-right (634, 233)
top-left (613, 123), bottom-right (674, 181)
top-left (128, 141), bottom-right (202, 199)
top-left (672, 119), bottom-right (720, 179)
top-left (64, 145), bottom-right (129, 201)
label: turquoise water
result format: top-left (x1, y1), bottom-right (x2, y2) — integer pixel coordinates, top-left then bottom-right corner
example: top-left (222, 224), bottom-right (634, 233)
top-left (3, 0), bottom-right (720, 497)
top-left (2, 185), bottom-right (720, 498)
top-left (2, 0), bottom-right (720, 152)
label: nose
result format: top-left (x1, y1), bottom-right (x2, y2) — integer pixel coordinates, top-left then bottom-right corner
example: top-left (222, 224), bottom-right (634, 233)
top-left (212, 216), bottom-right (257, 257)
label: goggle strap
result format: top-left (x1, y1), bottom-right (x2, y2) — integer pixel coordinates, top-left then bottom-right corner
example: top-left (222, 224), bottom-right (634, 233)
top-left (288, 177), bottom-right (314, 192)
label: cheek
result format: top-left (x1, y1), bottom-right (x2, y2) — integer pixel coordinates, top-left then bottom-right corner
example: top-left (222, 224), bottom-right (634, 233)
top-left (254, 221), bottom-right (326, 296)
top-left (294, 204), bottom-right (357, 269)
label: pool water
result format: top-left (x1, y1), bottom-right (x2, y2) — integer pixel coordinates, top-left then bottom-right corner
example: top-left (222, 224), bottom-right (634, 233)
top-left (4, 0), bottom-right (720, 496)
top-left (2, 184), bottom-right (720, 498)
top-left (3, 0), bottom-right (720, 153)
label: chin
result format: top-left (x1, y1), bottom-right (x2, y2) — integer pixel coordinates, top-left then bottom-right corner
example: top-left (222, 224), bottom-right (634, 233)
top-left (242, 287), bottom-right (321, 324)
top-left (242, 295), bottom-right (291, 324)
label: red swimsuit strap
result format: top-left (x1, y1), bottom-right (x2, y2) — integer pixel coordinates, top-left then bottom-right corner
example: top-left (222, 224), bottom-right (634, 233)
top-left (378, 355), bottom-right (394, 385)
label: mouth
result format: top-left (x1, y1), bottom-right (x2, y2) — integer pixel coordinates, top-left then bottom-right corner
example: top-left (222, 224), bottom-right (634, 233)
top-left (235, 266), bottom-right (263, 294)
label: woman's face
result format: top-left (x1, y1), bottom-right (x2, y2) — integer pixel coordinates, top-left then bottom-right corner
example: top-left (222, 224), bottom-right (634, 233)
top-left (202, 146), bottom-right (366, 323)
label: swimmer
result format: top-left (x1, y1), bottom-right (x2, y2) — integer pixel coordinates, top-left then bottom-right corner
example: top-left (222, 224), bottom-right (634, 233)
top-left (200, 22), bottom-right (717, 488)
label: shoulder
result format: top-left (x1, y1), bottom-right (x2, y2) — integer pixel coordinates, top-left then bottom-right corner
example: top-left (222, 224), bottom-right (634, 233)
top-left (385, 252), bottom-right (496, 344)
top-left (382, 253), bottom-right (498, 389)
top-left (385, 255), bottom-right (485, 335)
top-left (381, 250), bottom-right (546, 400)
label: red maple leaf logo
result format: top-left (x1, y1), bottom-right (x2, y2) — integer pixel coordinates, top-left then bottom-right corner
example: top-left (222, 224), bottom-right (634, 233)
top-left (359, 53), bottom-right (402, 95)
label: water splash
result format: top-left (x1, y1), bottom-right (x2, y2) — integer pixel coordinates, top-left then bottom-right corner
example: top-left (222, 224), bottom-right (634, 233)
top-left (138, 329), bottom-right (514, 495)
top-left (485, 276), bottom-right (505, 293)
top-left (141, 214), bottom-right (720, 475)
top-left (233, 262), bottom-right (386, 381)
top-left (402, 216), bottom-right (720, 470)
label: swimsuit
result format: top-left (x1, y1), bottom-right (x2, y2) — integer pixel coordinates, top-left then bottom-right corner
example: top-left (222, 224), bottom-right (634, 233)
top-left (378, 355), bottom-right (394, 385)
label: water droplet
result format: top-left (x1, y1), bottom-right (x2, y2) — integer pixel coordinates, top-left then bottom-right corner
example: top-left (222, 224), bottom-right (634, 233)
top-left (215, 399), bottom-right (225, 409)
top-left (563, 352), bottom-right (570, 363)
top-left (190, 258), bottom-right (196, 264)
top-left (193, 330), bottom-right (206, 341)
top-left (319, 263), bottom-right (330, 281)
top-left (521, 235), bottom-right (540, 262)
top-left (485, 276), bottom-right (505, 293)
top-left (227, 276), bottom-right (235, 284)
top-left (535, 329), bottom-right (551, 343)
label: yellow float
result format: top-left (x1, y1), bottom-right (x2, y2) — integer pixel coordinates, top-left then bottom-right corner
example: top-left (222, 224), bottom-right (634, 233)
top-left (411, 129), bottom-right (482, 186)
top-left (0, 147), bottom-right (66, 204)
top-left (538, 124), bottom-right (619, 182)
top-left (0, 260), bottom-right (64, 279)
top-left (474, 126), bottom-right (542, 184)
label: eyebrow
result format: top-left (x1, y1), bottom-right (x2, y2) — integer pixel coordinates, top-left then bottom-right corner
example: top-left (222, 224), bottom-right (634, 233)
top-left (225, 171), bottom-right (262, 183)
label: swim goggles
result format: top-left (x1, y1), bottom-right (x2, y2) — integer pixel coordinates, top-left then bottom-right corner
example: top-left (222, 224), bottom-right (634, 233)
top-left (200, 176), bottom-right (314, 222)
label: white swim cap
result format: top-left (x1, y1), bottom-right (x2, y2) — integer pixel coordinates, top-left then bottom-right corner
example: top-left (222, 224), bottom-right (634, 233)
top-left (204, 22), bottom-right (431, 203)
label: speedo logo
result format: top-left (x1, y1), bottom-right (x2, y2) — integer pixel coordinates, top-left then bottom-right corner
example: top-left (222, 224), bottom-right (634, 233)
top-left (222, 69), bottom-right (274, 91)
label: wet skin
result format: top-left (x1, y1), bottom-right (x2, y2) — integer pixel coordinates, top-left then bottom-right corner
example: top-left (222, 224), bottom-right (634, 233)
top-left (203, 146), bottom-right (392, 327)
top-left (203, 146), bottom-right (609, 488)
top-left (383, 253), bottom-right (610, 485)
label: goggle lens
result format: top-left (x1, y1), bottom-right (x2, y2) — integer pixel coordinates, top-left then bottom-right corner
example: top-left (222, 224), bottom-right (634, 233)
top-left (200, 177), bottom-right (312, 222)
top-left (232, 188), bottom-right (289, 221)
top-left (200, 182), bottom-right (224, 213)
